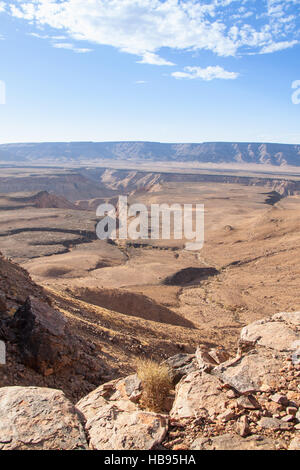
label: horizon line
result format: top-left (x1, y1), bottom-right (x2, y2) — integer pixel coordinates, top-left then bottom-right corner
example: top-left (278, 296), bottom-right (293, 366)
top-left (0, 140), bottom-right (299, 146)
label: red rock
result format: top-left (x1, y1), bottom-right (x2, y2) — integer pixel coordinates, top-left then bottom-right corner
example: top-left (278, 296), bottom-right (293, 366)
top-left (270, 394), bottom-right (289, 406)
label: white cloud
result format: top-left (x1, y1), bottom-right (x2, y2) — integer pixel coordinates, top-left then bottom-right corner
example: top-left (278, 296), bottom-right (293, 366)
top-left (260, 39), bottom-right (298, 53)
top-left (53, 43), bottom-right (92, 53)
top-left (172, 65), bottom-right (239, 81)
top-left (138, 52), bottom-right (175, 66)
top-left (6, 1), bottom-right (300, 65)
top-left (29, 32), bottom-right (67, 40)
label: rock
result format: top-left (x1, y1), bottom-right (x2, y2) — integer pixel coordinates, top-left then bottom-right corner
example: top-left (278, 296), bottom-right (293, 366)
top-left (260, 383), bottom-right (272, 393)
top-left (296, 410), bottom-right (300, 423)
top-left (236, 395), bottom-right (260, 410)
top-left (76, 375), bottom-right (141, 421)
top-left (286, 392), bottom-right (300, 407)
top-left (85, 404), bottom-right (168, 450)
top-left (281, 415), bottom-right (295, 423)
top-left (292, 348), bottom-right (300, 366)
top-left (195, 347), bottom-right (218, 372)
top-left (172, 444), bottom-right (189, 451)
top-left (226, 389), bottom-right (238, 399)
top-left (191, 434), bottom-right (277, 451)
top-left (237, 339), bottom-right (256, 356)
top-left (272, 312), bottom-right (300, 327)
top-left (217, 410), bottom-right (236, 422)
top-left (236, 415), bottom-right (250, 437)
top-left (10, 296), bottom-right (76, 375)
top-left (263, 400), bottom-right (283, 414)
top-left (163, 354), bottom-right (197, 384)
top-left (123, 374), bottom-right (143, 403)
top-left (212, 349), bottom-right (283, 394)
top-left (0, 386), bottom-right (88, 450)
top-left (270, 393), bottom-right (289, 406)
top-left (288, 436), bottom-right (300, 450)
top-left (170, 371), bottom-right (227, 419)
top-left (258, 417), bottom-right (293, 431)
top-left (240, 312), bottom-right (299, 353)
top-left (208, 347), bottom-right (231, 365)
top-left (195, 346), bottom-right (230, 372)
top-left (250, 410), bottom-right (262, 420)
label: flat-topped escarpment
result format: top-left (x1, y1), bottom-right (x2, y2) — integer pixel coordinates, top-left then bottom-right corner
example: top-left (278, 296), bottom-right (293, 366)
top-left (1, 141), bottom-right (300, 166)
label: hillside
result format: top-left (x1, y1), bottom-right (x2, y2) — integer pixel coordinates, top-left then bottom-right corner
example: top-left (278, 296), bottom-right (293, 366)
top-left (0, 141), bottom-right (300, 166)
top-left (0, 252), bottom-right (206, 402)
top-left (1, 307), bottom-right (299, 450)
top-left (10, 191), bottom-right (81, 210)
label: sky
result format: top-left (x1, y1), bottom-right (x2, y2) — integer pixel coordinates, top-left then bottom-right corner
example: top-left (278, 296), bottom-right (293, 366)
top-left (0, 0), bottom-right (299, 144)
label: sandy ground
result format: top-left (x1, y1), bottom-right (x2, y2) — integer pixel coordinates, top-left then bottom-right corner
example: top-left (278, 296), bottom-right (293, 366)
top-left (0, 174), bottom-right (299, 353)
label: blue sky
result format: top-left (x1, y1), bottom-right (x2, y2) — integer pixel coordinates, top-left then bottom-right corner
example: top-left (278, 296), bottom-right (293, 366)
top-left (0, 0), bottom-right (299, 144)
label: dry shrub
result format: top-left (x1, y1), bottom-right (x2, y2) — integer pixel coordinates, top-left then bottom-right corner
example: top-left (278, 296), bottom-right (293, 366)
top-left (136, 358), bottom-right (172, 412)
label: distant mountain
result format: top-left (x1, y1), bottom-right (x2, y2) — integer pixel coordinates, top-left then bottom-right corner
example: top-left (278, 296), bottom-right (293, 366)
top-left (0, 141), bottom-right (300, 166)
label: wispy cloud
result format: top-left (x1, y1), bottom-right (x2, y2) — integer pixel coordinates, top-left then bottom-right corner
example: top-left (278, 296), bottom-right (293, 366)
top-left (6, 1), bottom-right (300, 68)
top-left (138, 52), bottom-right (175, 66)
top-left (29, 32), bottom-right (67, 41)
top-left (52, 43), bottom-right (92, 54)
top-left (260, 39), bottom-right (299, 53)
top-left (172, 65), bottom-right (239, 81)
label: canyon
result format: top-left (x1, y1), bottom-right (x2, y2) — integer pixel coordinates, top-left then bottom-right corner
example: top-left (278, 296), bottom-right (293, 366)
top-left (0, 161), bottom-right (299, 450)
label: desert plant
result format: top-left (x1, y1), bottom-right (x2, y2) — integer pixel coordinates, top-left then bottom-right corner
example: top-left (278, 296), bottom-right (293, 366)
top-left (136, 358), bottom-right (173, 412)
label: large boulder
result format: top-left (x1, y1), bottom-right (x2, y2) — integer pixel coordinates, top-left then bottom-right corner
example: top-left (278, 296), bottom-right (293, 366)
top-left (10, 296), bottom-right (76, 375)
top-left (76, 374), bottom-right (141, 421)
top-left (85, 405), bottom-right (168, 450)
top-left (212, 349), bottom-right (283, 394)
top-left (212, 311), bottom-right (300, 394)
top-left (240, 312), bottom-right (299, 353)
top-left (170, 371), bottom-right (227, 419)
top-left (0, 387), bottom-right (88, 450)
top-left (76, 374), bottom-right (167, 450)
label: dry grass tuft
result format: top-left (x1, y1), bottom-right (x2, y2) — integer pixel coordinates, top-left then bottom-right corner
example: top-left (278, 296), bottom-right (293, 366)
top-left (136, 358), bottom-right (173, 412)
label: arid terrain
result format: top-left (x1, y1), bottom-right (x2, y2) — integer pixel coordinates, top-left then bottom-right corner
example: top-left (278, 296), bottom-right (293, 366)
top-left (0, 164), bottom-right (300, 355)
top-left (0, 163), bottom-right (299, 450)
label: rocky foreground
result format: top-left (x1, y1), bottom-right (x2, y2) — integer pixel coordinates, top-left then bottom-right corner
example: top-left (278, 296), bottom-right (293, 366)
top-left (0, 310), bottom-right (299, 451)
